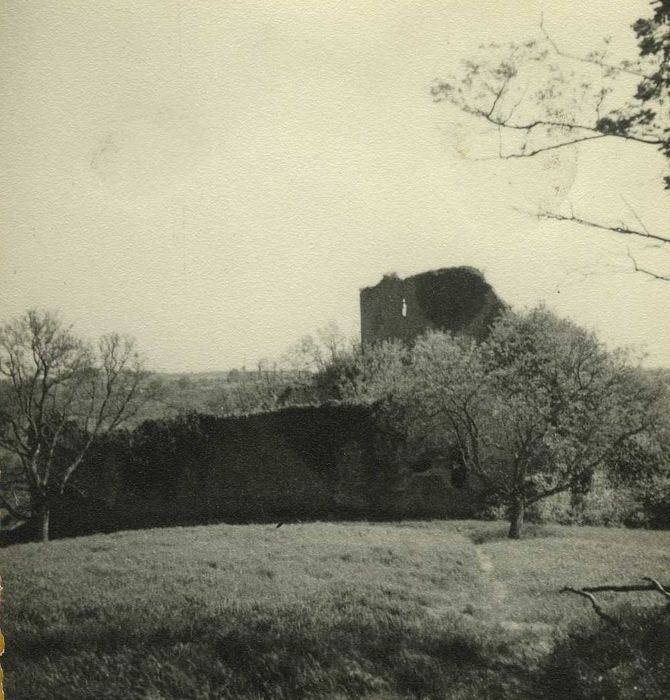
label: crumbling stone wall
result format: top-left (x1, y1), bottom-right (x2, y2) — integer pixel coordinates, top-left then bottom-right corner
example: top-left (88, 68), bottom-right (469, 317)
top-left (18, 405), bottom-right (484, 541)
top-left (360, 267), bottom-right (505, 345)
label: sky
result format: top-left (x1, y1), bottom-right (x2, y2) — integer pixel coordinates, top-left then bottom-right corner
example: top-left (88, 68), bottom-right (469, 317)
top-left (1, 0), bottom-right (668, 372)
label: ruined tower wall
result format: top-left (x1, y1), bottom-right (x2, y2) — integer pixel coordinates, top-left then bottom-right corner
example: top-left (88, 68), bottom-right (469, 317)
top-left (360, 267), bottom-right (505, 345)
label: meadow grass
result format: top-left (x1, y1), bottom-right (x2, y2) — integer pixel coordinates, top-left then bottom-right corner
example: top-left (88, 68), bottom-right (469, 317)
top-left (450, 521), bottom-right (670, 626)
top-left (2, 521), bottom-right (669, 699)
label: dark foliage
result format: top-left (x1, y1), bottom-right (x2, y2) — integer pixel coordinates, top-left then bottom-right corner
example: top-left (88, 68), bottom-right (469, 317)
top-left (414, 268), bottom-right (505, 342)
top-left (2, 404), bottom-right (430, 540)
top-left (633, 1), bottom-right (670, 188)
top-left (537, 604), bottom-right (670, 699)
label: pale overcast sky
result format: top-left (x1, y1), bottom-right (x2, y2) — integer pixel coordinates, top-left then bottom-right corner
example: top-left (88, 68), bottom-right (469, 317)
top-left (1, 0), bottom-right (668, 372)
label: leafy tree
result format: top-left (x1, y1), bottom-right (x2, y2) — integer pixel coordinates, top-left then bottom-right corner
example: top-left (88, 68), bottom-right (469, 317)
top-left (0, 309), bottom-right (158, 542)
top-left (337, 308), bottom-right (665, 538)
top-left (322, 338), bottom-right (410, 403)
top-left (203, 367), bottom-right (286, 415)
top-left (603, 407), bottom-right (670, 526)
top-left (432, 0), bottom-right (669, 280)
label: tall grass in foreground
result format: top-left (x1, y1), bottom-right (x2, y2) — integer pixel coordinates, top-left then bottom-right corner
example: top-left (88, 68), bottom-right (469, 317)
top-left (3, 523), bottom-right (499, 699)
top-left (2, 521), bottom-right (669, 699)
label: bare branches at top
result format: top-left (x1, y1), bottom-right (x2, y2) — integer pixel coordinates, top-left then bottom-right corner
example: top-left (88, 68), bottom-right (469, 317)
top-left (432, 17), bottom-right (667, 164)
top-left (431, 2), bottom-right (669, 279)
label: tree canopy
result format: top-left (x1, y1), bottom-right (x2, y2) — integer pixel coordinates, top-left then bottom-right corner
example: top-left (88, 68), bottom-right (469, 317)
top-left (331, 307), bottom-right (666, 537)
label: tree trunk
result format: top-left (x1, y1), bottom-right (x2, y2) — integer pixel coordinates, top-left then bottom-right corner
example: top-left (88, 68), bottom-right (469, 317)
top-left (508, 498), bottom-right (525, 539)
top-left (38, 504), bottom-right (50, 543)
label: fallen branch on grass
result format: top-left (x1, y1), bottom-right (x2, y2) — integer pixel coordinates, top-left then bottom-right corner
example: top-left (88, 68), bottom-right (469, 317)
top-left (561, 587), bottom-right (621, 626)
top-left (561, 578), bottom-right (670, 626)
top-left (641, 577), bottom-right (670, 601)
top-left (572, 579), bottom-right (670, 596)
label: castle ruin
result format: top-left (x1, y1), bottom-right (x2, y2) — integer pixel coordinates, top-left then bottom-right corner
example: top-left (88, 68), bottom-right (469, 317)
top-left (360, 266), bottom-right (505, 345)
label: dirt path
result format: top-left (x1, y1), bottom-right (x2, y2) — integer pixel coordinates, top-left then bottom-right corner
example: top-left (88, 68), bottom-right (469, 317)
top-left (477, 549), bottom-right (509, 606)
top-left (476, 545), bottom-right (555, 656)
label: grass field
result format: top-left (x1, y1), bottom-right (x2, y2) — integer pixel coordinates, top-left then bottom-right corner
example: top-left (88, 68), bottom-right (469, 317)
top-left (2, 521), bottom-right (669, 699)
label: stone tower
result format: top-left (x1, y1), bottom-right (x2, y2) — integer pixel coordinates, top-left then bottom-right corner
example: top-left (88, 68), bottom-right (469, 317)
top-left (360, 267), bottom-right (505, 345)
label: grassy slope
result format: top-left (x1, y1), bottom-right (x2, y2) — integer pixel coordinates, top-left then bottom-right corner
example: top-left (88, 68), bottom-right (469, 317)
top-left (2, 522), bottom-right (669, 699)
top-left (456, 521), bottom-right (670, 625)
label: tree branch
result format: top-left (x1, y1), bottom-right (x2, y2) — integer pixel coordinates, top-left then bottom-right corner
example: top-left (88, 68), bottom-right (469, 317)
top-left (561, 587), bottom-right (621, 626)
top-left (536, 210), bottom-right (670, 245)
top-left (562, 577), bottom-right (670, 625)
top-left (468, 107), bottom-right (663, 148)
top-left (539, 16), bottom-right (653, 80)
top-left (627, 250), bottom-right (670, 281)
top-left (578, 581), bottom-right (670, 595)
top-left (641, 577), bottom-right (670, 600)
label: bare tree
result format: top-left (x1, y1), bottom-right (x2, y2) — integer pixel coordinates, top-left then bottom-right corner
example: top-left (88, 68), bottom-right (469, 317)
top-left (0, 309), bottom-right (158, 542)
top-left (280, 321), bottom-right (351, 376)
top-left (432, 1), bottom-right (669, 280)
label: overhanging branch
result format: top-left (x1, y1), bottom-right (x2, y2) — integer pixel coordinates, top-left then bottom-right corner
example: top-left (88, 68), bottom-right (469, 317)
top-left (537, 210), bottom-right (670, 245)
top-left (627, 250), bottom-right (670, 281)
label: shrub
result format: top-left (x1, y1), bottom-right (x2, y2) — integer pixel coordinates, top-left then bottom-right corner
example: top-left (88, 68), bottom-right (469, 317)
top-left (531, 475), bottom-right (648, 527)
